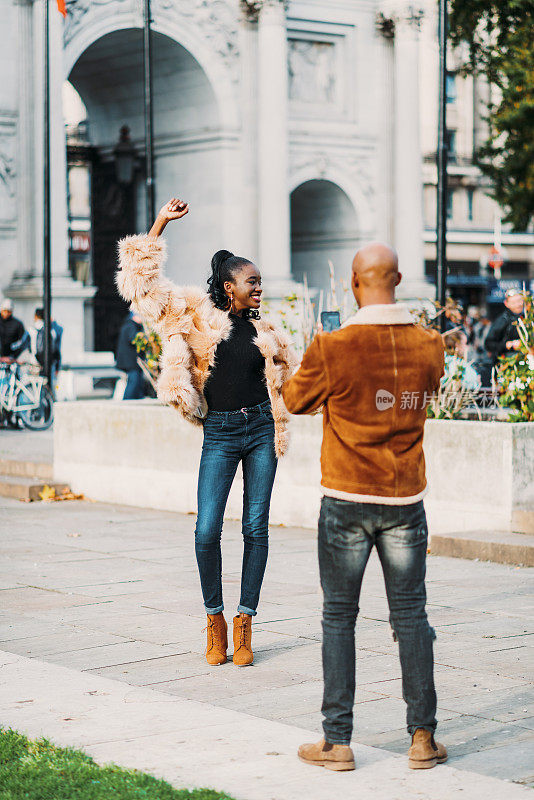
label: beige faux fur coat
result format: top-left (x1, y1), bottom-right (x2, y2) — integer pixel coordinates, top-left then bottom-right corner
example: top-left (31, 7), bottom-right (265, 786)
top-left (116, 233), bottom-right (298, 457)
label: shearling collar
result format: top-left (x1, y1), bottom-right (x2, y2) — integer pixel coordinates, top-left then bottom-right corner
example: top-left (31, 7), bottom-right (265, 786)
top-left (342, 303), bottom-right (414, 327)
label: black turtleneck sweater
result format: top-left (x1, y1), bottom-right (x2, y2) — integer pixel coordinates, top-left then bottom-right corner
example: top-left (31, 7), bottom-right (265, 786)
top-left (204, 314), bottom-right (270, 411)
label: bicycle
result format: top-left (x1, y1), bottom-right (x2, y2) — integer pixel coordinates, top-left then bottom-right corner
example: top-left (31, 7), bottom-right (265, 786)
top-left (0, 359), bottom-right (54, 430)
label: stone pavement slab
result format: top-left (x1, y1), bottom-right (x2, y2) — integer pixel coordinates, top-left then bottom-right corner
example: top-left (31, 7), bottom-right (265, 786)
top-left (0, 494), bottom-right (533, 789)
top-left (1, 650), bottom-right (531, 800)
top-left (0, 428), bottom-right (53, 463)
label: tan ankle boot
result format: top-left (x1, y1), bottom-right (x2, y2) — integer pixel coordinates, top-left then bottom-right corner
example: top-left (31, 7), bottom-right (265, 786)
top-left (232, 613), bottom-right (253, 666)
top-left (408, 728), bottom-right (448, 769)
top-left (298, 739), bottom-right (355, 771)
top-left (205, 613), bottom-right (227, 666)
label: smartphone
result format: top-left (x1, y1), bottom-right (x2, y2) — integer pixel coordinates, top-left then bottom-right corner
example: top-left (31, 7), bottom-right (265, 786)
top-left (321, 311), bottom-right (341, 332)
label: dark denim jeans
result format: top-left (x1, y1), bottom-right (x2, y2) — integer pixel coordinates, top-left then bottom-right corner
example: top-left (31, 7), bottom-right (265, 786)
top-left (195, 400), bottom-right (277, 616)
top-left (319, 496), bottom-right (437, 745)
top-left (124, 368), bottom-right (145, 400)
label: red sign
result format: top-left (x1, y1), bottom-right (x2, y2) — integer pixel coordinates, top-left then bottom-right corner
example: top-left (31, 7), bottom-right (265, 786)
top-left (488, 246), bottom-right (504, 271)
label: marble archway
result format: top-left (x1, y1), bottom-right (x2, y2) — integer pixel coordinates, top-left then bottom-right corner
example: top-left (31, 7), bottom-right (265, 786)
top-left (290, 179), bottom-right (359, 293)
top-left (68, 28), bottom-right (222, 349)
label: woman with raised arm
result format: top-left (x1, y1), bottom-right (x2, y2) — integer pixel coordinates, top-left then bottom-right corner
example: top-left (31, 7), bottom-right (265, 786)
top-left (116, 198), bottom-right (298, 667)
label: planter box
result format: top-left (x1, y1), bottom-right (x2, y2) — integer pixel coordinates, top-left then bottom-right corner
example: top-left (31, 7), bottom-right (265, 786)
top-left (54, 401), bottom-right (534, 534)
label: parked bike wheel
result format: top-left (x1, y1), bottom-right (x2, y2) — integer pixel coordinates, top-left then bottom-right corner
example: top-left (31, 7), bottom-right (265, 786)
top-left (16, 384), bottom-right (54, 430)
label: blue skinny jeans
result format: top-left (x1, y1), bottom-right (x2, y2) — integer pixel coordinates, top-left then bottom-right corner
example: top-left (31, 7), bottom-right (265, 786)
top-left (195, 400), bottom-right (277, 616)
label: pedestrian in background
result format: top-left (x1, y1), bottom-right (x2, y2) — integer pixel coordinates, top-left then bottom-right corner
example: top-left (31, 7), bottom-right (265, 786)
top-left (0, 299), bottom-right (27, 360)
top-left (442, 330), bottom-right (481, 392)
top-left (30, 308), bottom-right (62, 392)
top-left (485, 289), bottom-right (524, 365)
top-left (115, 311), bottom-right (146, 400)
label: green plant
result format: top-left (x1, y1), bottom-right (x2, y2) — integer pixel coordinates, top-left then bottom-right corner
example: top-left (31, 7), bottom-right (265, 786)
top-left (449, 0), bottom-right (534, 230)
top-left (495, 292), bottom-right (534, 421)
top-left (0, 728), bottom-right (234, 800)
top-left (133, 327), bottom-right (162, 390)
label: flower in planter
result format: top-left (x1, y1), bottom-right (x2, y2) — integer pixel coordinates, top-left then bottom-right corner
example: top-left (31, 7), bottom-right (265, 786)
top-left (496, 293), bottom-right (534, 422)
top-left (133, 329), bottom-right (162, 391)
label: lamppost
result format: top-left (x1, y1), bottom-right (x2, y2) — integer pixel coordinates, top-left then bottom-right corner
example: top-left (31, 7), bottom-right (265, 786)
top-left (43, 0), bottom-right (52, 385)
top-left (143, 0), bottom-right (155, 228)
top-left (436, 0), bottom-right (449, 331)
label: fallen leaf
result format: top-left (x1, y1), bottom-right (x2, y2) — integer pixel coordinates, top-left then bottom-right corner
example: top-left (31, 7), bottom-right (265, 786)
top-left (39, 485), bottom-right (56, 502)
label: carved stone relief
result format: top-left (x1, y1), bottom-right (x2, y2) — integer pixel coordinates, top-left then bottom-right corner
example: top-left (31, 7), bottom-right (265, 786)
top-left (288, 40), bottom-right (337, 105)
top-left (64, 0), bottom-right (130, 46)
top-left (241, 0), bottom-right (289, 20)
top-left (0, 128), bottom-right (16, 223)
top-left (0, 149), bottom-right (15, 198)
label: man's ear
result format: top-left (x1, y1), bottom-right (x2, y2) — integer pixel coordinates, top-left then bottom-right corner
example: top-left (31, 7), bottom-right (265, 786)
top-left (395, 271), bottom-right (402, 287)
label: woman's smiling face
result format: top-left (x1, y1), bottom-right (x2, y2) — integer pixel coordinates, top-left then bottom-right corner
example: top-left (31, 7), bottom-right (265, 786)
top-left (224, 263), bottom-right (262, 313)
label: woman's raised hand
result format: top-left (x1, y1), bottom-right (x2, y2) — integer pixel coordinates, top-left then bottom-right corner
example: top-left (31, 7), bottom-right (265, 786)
top-left (158, 198), bottom-right (189, 222)
top-left (149, 198), bottom-right (189, 237)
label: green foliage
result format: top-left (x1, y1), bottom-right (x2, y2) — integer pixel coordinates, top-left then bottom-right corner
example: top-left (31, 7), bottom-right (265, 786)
top-left (0, 728), bottom-right (234, 800)
top-left (449, 0), bottom-right (534, 230)
top-left (496, 293), bottom-right (534, 421)
top-left (133, 330), bottom-right (162, 380)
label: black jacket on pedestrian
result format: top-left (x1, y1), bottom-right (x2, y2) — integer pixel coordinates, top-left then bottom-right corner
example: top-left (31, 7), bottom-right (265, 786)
top-left (485, 309), bottom-right (522, 362)
top-left (115, 316), bottom-right (143, 373)
top-left (0, 315), bottom-right (26, 358)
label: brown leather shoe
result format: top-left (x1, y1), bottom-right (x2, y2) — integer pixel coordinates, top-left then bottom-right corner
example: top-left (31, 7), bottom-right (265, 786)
top-left (205, 613), bottom-right (227, 666)
top-left (408, 728), bottom-right (448, 770)
top-left (298, 738), bottom-right (355, 771)
top-left (232, 613), bottom-right (253, 666)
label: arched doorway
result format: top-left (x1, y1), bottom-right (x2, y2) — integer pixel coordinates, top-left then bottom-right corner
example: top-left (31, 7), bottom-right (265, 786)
top-left (290, 179), bottom-right (358, 294)
top-left (67, 29), bottom-right (221, 351)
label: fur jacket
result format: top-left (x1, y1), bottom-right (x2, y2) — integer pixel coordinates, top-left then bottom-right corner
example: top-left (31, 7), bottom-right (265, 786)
top-left (116, 234), bottom-right (298, 457)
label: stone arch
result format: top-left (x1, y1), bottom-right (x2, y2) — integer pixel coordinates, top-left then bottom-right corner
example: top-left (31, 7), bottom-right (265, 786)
top-left (63, 11), bottom-right (239, 129)
top-left (290, 178), bottom-right (360, 292)
top-left (67, 26), bottom-right (229, 349)
top-left (289, 163), bottom-right (375, 237)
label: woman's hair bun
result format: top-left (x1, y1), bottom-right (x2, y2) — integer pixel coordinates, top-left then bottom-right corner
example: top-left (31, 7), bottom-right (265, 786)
top-left (211, 250), bottom-right (234, 273)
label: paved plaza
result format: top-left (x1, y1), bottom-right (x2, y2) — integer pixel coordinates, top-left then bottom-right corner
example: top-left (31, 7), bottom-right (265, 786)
top-left (0, 485), bottom-right (533, 798)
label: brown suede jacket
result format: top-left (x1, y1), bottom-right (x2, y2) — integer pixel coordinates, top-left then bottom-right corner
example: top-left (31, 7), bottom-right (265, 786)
top-left (282, 303), bottom-right (445, 503)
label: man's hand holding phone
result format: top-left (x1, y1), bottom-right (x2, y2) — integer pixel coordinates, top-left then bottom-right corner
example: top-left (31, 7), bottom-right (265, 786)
top-left (320, 311), bottom-right (341, 332)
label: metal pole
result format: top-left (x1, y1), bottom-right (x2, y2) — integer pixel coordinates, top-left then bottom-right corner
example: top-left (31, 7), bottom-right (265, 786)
top-left (436, 0), bottom-right (449, 331)
top-left (143, 0), bottom-right (155, 228)
top-left (43, 0), bottom-right (52, 384)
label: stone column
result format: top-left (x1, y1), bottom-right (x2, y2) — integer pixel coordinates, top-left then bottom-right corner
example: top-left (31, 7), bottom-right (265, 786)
top-left (7, 0), bottom-right (95, 360)
top-left (48, 3), bottom-right (70, 281)
top-left (256, 0), bottom-right (291, 289)
top-left (376, 14), bottom-right (395, 245)
top-left (15, 0), bottom-right (36, 280)
top-left (238, 13), bottom-right (259, 263)
top-left (385, 3), bottom-right (430, 297)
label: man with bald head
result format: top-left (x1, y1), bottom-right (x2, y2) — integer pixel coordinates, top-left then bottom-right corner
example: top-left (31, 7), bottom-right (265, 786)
top-left (282, 243), bottom-right (445, 772)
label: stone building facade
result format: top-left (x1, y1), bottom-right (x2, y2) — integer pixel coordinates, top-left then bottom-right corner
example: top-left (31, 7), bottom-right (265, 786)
top-left (0, 0), bottom-right (531, 357)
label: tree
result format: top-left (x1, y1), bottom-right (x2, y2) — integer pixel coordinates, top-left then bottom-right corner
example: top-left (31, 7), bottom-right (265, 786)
top-left (449, 0), bottom-right (534, 231)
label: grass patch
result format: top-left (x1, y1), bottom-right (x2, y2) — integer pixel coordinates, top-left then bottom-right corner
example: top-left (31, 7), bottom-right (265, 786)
top-left (0, 728), bottom-right (234, 800)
